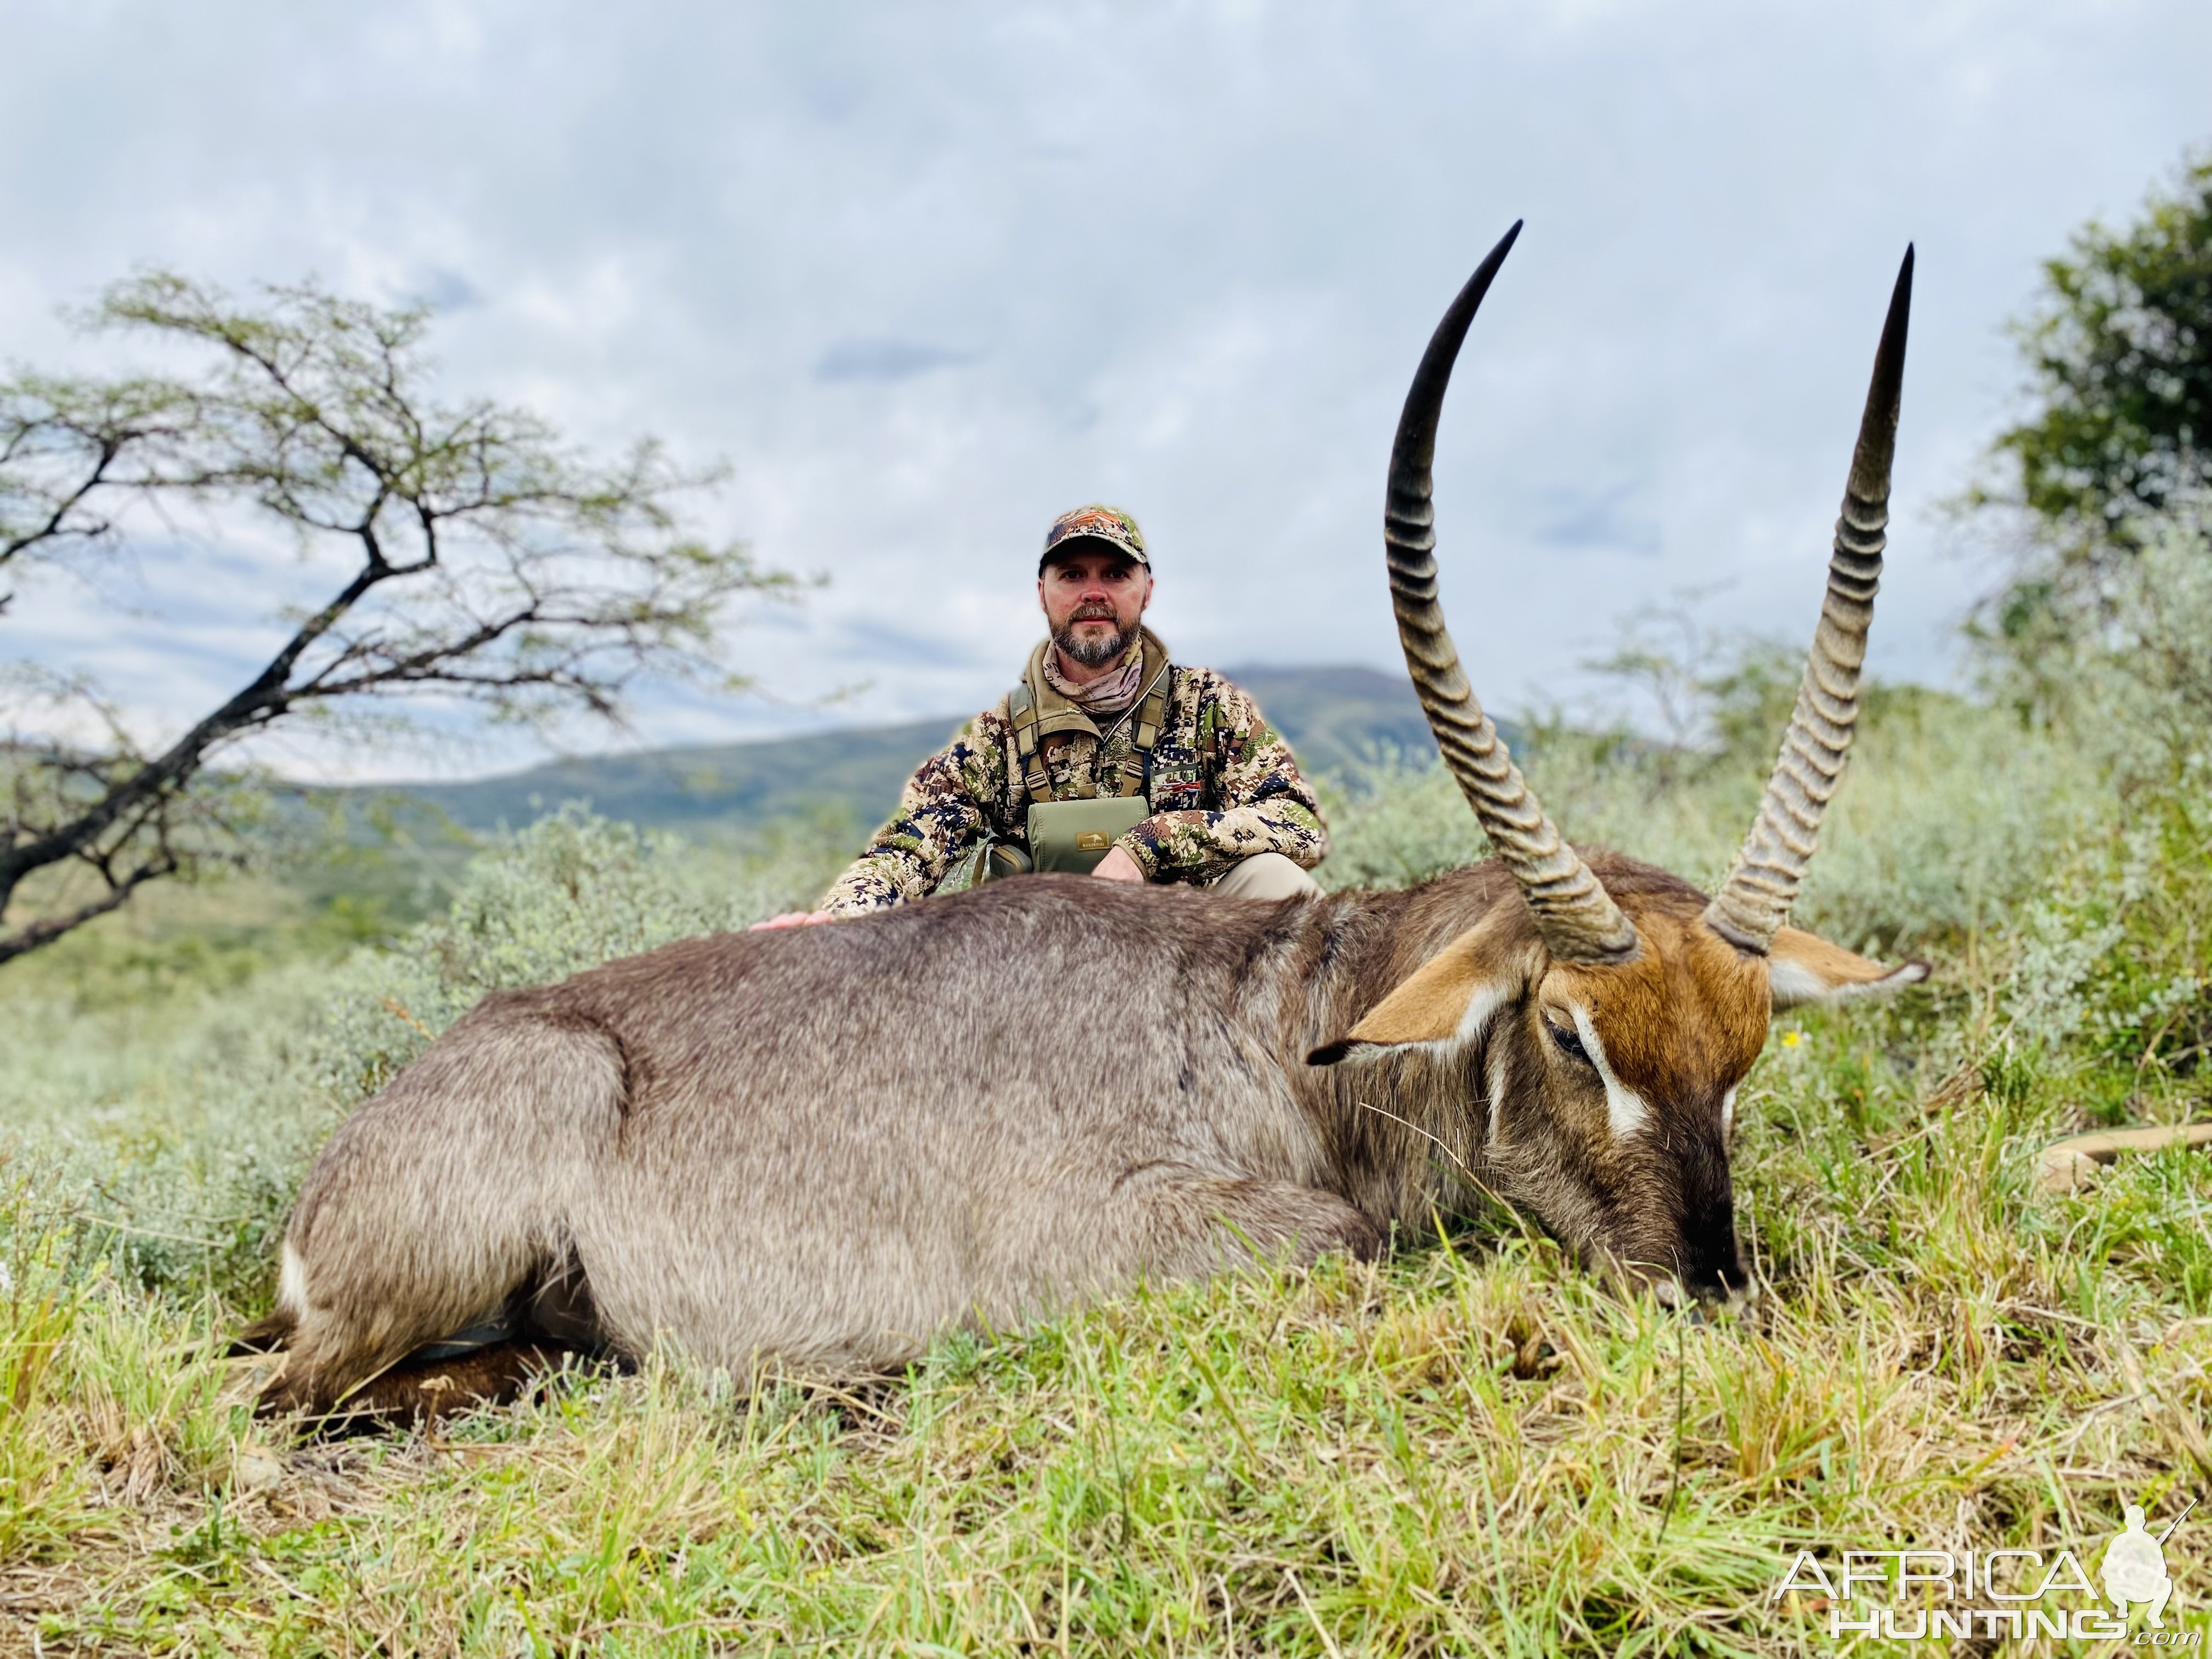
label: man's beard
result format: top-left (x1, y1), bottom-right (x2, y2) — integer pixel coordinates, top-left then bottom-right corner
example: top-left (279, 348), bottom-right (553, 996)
top-left (1052, 611), bottom-right (1135, 667)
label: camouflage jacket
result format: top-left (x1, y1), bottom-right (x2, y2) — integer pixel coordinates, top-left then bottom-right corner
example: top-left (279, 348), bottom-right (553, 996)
top-left (820, 635), bottom-right (1329, 913)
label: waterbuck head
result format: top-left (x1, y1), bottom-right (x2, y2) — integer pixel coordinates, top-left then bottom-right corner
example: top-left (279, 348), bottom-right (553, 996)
top-left (1312, 224), bottom-right (1928, 1302)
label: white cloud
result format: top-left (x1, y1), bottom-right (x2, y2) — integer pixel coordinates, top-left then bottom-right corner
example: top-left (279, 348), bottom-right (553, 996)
top-left (1, 0), bottom-right (2205, 779)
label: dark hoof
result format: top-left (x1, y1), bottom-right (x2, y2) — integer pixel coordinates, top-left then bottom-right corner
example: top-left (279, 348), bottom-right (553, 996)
top-left (285, 1341), bottom-right (578, 1434)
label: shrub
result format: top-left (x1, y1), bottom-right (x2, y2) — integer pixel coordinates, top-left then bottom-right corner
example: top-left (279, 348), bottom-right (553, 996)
top-left (314, 805), bottom-right (827, 1098)
top-left (1321, 681), bottom-right (2094, 960)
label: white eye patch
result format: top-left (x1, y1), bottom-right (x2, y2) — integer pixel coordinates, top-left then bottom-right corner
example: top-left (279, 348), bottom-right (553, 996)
top-left (1569, 1003), bottom-right (1650, 1140)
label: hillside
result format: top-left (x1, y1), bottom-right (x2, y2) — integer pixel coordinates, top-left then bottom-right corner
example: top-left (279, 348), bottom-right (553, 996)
top-left (356, 664), bottom-right (1447, 839)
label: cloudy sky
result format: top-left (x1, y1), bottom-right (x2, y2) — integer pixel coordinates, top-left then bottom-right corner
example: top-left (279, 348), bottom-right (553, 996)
top-left (3, 1), bottom-right (2208, 780)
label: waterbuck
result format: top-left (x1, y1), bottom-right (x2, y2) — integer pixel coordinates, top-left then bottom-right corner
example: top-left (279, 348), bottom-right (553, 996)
top-left (254, 225), bottom-right (1928, 1418)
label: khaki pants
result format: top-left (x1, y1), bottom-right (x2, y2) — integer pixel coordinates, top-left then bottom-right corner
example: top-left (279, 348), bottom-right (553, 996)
top-left (1204, 851), bottom-right (1323, 901)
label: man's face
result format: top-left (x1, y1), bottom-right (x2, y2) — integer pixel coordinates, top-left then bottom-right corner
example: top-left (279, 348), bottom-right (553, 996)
top-left (1039, 545), bottom-right (1153, 669)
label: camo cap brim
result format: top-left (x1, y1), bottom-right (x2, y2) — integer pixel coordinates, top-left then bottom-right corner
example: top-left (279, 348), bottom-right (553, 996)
top-left (1041, 504), bottom-right (1148, 570)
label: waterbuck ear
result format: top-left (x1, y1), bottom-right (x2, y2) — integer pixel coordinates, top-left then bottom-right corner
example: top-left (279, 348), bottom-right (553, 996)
top-left (1768, 926), bottom-right (1931, 1009)
top-left (1307, 915), bottom-right (1537, 1066)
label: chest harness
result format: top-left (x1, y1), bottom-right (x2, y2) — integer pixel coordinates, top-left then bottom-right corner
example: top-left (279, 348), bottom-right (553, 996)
top-left (985, 629), bottom-right (1173, 878)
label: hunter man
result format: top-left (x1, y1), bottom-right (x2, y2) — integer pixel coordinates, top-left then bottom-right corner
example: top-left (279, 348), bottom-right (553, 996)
top-left (755, 504), bottom-right (1327, 927)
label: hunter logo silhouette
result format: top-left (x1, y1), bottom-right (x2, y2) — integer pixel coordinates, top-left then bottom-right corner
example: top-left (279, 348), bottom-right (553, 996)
top-left (2104, 1498), bottom-right (2194, 1627)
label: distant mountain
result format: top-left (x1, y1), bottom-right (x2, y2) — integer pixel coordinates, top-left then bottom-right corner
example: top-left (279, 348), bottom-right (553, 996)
top-left (1228, 665), bottom-right (1441, 780)
top-left (356, 664), bottom-right (1448, 840)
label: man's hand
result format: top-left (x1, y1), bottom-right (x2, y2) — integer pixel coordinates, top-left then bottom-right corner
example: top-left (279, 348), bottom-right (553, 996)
top-left (750, 910), bottom-right (837, 931)
top-left (1091, 845), bottom-right (1145, 884)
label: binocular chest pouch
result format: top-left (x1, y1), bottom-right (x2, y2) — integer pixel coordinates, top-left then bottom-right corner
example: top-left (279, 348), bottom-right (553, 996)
top-left (1025, 797), bottom-right (1151, 874)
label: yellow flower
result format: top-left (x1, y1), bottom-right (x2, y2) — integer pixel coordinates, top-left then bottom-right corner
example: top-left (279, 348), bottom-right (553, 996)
top-left (1781, 1030), bottom-right (1804, 1049)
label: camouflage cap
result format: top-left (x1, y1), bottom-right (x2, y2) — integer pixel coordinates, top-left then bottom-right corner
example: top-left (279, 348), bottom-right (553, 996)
top-left (1040, 504), bottom-right (1148, 571)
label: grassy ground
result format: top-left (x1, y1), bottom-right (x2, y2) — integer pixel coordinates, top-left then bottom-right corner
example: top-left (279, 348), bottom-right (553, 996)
top-left (3, 670), bottom-right (2209, 1652)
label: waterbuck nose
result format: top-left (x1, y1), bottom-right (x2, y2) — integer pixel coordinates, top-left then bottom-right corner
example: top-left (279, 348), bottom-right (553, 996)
top-left (1672, 1183), bottom-right (1747, 1304)
top-left (1684, 1227), bottom-right (1747, 1303)
top-left (1673, 1129), bottom-right (1746, 1302)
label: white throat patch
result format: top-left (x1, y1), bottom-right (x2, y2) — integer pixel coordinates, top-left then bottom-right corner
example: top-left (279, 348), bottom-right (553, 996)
top-left (1571, 1003), bottom-right (1651, 1139)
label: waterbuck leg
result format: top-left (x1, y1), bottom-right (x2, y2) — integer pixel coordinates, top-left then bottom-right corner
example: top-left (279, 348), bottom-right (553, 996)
top-left (1113, 1167), bottom-right (1385, 1279)
top-left (314, 1341), bottom-right (571, 1432)
top-left (262, 1008), bottom-right (626, 1416)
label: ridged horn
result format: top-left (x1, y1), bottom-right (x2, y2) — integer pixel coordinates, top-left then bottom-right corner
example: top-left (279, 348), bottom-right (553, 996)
top-left (1705, 246), bottom-right (1915, 954)
top-left (1386, 223), bottom-right (1638, 964)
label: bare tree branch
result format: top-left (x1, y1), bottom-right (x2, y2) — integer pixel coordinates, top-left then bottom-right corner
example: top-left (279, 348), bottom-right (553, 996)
top-left (0, 850), bottom-right (178, 966)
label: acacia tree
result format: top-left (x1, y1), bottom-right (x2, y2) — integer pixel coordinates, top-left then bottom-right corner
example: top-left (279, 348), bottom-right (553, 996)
top-left (0, 272), bottom-right (790, 964)
top-left (1984, 151), bottom-right (2212, 578)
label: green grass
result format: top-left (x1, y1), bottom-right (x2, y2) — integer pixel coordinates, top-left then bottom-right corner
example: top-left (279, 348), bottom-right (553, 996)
top-left (3, 667), bottom-right (2210, 1651)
